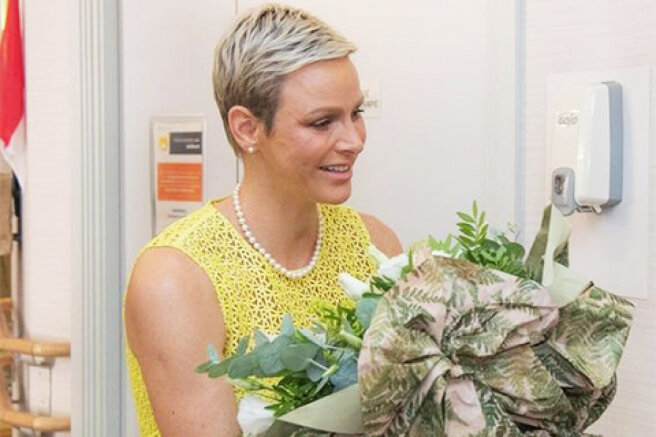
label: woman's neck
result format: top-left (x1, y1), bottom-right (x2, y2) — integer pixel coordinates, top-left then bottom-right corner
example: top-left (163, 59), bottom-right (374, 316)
top-left (228, 177), bottom-right (320, 270)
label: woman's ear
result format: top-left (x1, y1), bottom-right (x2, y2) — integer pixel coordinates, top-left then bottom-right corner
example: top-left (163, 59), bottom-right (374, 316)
top-left (228, 105), bottom-right (262, 154)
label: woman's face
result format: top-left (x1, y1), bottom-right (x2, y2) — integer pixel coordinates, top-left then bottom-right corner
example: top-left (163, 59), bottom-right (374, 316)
top-left (255, 56), bottom-right (366, 205)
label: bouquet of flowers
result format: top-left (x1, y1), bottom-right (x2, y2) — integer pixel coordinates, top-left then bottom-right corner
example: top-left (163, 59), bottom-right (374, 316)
top-left (197, 204), bottom-right (634, 437)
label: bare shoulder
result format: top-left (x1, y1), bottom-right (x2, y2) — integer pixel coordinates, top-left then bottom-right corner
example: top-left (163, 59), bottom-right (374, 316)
top-left (359, 212), bottom-right (403, 257)
top-left (124, 247), bottom-right (225, 359)
top-left (124, 247), bottom-right (239, 435)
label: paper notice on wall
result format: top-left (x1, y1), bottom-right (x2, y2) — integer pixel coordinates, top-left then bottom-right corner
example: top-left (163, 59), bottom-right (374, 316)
top-left (360, 81), bottom-right (381, 118)
top-left (151, 115), bottom-right (206, 235)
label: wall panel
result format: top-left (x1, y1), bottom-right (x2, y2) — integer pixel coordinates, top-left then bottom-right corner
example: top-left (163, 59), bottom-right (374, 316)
top-left (522, 1), bottom-right (656, 435)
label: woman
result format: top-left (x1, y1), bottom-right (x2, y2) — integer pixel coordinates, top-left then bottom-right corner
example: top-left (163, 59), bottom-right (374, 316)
top-left (124, 4), bottom-right (402, 436)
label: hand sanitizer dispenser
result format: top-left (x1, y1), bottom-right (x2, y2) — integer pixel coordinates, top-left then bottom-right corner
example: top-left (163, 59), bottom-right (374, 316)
top-left (550, 81), bottom-right (623, 215)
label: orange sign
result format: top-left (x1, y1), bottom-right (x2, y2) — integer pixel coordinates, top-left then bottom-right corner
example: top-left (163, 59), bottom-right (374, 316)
top-left (157, 162), bottom-right (203, 202)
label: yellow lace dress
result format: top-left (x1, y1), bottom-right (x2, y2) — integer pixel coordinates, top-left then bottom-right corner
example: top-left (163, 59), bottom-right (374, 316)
top-left (125, 200), bottom-right (376, 437)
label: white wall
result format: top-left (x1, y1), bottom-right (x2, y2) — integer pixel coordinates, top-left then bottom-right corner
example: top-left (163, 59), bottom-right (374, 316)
top-left (22, 0), bottom-right (78, 434)
top-left (120, 1), bottom-right (518, 435)
top-left (121, 0), bottom-right (238, 267)
top-left (522, 1), bottom-right (656, 435)
top-left (120, 0), bottom-right (238, 434)
top-left (237, 0), bottom-right (519, 244)
top-left (18, 0), bottom-right (653, 435)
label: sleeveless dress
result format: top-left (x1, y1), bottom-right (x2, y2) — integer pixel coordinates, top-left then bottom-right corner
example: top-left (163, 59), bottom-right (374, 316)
top-left (125, 200), bottom-right (376, 437)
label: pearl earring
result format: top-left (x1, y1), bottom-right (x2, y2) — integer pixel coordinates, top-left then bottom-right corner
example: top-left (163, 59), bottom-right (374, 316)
top-left (247, 145), bottom-right (256, 154)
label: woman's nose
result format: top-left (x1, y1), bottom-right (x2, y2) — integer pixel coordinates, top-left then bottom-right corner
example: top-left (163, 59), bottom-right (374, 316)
top-left (337, 119), bottom-right (365, 154)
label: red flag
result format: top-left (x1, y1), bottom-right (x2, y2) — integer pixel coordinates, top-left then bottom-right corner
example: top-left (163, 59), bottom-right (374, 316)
top-left (0, 0), bottom-right (26, 187)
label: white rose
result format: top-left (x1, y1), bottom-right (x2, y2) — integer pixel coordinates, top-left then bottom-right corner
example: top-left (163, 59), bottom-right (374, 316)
top-left (377, 253), bottom-right (410, 282)
top-left (237, 395), bottom-right (275, 436)
top-left (338, 272), bottom-right (369, 301)
top-left (367, 244), bottom-right (390, 266)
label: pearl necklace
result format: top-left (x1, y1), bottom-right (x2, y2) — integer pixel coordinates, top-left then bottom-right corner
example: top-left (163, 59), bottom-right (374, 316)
top-left (232, 183), bottom-right (323, 279)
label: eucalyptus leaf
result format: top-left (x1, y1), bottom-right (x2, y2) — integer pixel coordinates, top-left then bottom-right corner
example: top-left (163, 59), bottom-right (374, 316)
top-left (195, 360), bottom-right (214, 373)
top-left (254, 329), bottom-right (271, 347)
top-left (207, 358), bottom-right (233, 378)
top-left (206, 343), bottom-right (220, 363)
top-left (280, 314), bottom-right (295, 337)
top-left (227, 353), bottom-right (259, 379)
top-left (235, 335), bottom-right (250, 356)
top-left (298, 328), bottom-right (328, 349)
top-left (330, 366), bottom-right (357, 391)
top-left (306, 354), bottom-right (328, 382)
top-left (355, 296), bottom-right (380, 329)
top-left (256, 336), bottom-right (293, 375)
top-left (280, 343), bottom-right (321, 372)
top-left (314, 375), bottom-right (331, 395)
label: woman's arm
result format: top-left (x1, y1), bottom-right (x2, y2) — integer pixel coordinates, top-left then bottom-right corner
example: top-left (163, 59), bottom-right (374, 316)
top-left (360, 213), bottom-right (403, 257)
top-left (124, 247), bottom-right (241, 437)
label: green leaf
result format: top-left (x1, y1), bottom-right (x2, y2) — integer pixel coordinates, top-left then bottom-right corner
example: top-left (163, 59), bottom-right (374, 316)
top-left (208, 365), bottom-right (226, 379)
top-left (478, 211), bottom-right (486, 227)
top-left (338, 330), bottom-right (363, 349)
top-left (280, 314), bottom-right (295, 337)
top-left (207, 357), bottom-right (233, 378)
top-left (457, 212), bottom-right (475, 223)
top-left (280, 343), bottom-right (320, 372)
top-left (234, 335), bottom-right (250, 356)
top-left (195, 360), bottom-right (214, 373)
top-left (206, 343), bottom-right (220, 363)
top-left (298, 328), bottom-right (328, 349)
top-left (254, 330), bottom-right (271, 347)
top-left (306, 354), bottom-right (329, 382)
top-left (472, 200), bottom-right (478, 218)
top-left (329, 351), bottom-right (358, 391)
top-left (314, 375), bottom-right (331, 395)
top-left (355, 296), bottom-right (381, 329)
top-left (400, 250), bottom-right (414, 278)
top-left (481, 238), bottom-right (500, 251)
top-left (506, 242), bottom-right (525, 259)
top-left (456, 235), bottom-right (475, 247)
top-left (227, 353), bottom-right (259, 379)
top-left (457, 223), bottom-right (476, 237)
top-left (256, 336), bottom-right (293, 375)
top-left (370, 275), bottom-right (396, 292)
top-left (479, 250), bottom-right (496, 263)
top-left (329, 361), bottom-right (357, 391)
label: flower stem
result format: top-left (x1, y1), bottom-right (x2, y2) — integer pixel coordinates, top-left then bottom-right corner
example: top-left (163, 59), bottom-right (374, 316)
top-left (338, 330), bottom-right (363, 349)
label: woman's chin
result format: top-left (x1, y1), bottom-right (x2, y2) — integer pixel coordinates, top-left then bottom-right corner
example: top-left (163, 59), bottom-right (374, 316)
top-left (318, 186), bottom-right (352, 205)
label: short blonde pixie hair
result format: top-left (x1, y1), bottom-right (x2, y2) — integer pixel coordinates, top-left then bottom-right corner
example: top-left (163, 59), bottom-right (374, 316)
top-left (213, 4), bottom-right (357, 154)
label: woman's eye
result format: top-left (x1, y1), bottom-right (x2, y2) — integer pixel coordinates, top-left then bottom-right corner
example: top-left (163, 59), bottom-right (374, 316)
top-left (310, 118), bottom-right (332, 129)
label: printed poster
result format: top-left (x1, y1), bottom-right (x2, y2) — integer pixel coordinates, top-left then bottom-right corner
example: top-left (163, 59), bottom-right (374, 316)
top-left (151, 115), bottom-right (206, 235)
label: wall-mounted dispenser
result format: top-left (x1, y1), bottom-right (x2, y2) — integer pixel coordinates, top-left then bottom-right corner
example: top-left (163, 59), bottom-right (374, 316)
top-left (549, 82), bottom-right (623, 216)
top-left (545, 67), bottom-right (649, 300)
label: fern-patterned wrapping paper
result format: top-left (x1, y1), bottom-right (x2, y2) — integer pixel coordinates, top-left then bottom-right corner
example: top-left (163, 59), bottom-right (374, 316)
top-left (357, 253), bottom-right (632, 437)
top-left (262, 206), bottom-right (634, 437)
